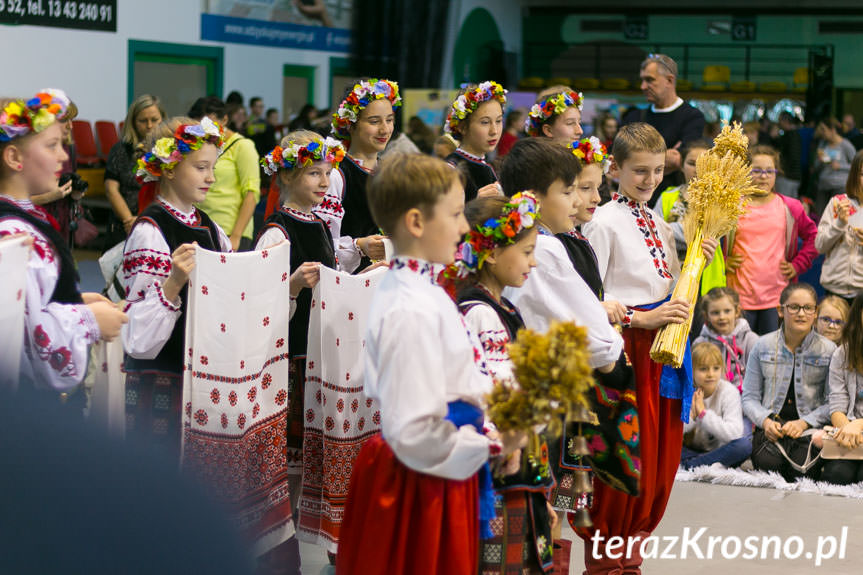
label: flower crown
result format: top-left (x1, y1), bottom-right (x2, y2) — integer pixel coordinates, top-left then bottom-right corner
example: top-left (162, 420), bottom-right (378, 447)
top-left (444, 81), bottom-right (508, 135)
top-left (135, 117), bottom-right (224, 183)
top-left (442, 192), bottom-right (540, 285)
top-left (261, 136), bottom-right (346, 175)
top-left (331, 79), bottom-right (402, 141)
top-left (0, 90), bottom-right (71, 142)
top-left (525, 90), bottom-right (584, 137)
top-left (569, 136), bottom-right (611, 173)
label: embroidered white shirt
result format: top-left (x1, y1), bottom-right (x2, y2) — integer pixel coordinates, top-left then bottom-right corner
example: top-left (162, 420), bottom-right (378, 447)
top-left (0, 196), bottom-right (99, 391)
top-left (312, 168), bottom-right (363, 273)
top-left (364, 257), bottom-right (492, 480)
top-left (503, 234), bottom-right (623, 369)
top-left (583, 193), bottom-right (680, 306)
top-left (121, 197), bottom-right (231, 360)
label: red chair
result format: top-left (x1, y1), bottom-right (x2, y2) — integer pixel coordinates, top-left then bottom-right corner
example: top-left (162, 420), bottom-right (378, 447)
top-left (72, 120), bottom-right (103, 167)
top-left (95, 120), bottom-right (119, 158)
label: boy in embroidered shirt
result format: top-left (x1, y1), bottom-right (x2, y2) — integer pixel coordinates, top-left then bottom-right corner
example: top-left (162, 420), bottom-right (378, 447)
top-left (337, 153), bottom-right (517, 575)
top-left (581, 122), bottom-right (717, 574)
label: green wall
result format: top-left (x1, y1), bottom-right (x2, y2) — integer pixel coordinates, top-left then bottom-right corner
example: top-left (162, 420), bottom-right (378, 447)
top-left (524, 14), bottom-right (863, 88)
top-left (452, 7), bottom-right (503, 88)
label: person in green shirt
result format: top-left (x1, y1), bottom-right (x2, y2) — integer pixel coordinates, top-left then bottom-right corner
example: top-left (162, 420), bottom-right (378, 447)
top-left (188, 96), bottom-right (260, 251)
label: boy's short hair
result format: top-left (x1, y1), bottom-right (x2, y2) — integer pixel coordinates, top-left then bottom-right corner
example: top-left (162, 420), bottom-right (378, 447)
top-left (692, 341), bottom-right (723, 369)
top-left (499, 138), bottom-right (581, 197)
top-left (368, 153), bottom-right (464, 235)
top-left (612, 122), bottom-right (667, 166)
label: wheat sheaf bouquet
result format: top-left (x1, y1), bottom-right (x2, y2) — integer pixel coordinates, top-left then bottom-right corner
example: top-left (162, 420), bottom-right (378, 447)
top-left (486, 321), bottom-right (595, 459)
top-left (650, 123), bottom-right (759, 367)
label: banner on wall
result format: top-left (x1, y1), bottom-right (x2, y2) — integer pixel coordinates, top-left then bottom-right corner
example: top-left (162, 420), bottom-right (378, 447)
top-left (201, 0), bottom-right (350, 52)
top-left (0, 0), bottom-right (116, 31)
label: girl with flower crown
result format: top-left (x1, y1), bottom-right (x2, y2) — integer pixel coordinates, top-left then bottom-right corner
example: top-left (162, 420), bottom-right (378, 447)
top-left (257, 130), bottom-right (347, 527)
top-left (312, 78), bottom-right (401, 272)
top-left (526, 85), bottom-right (585, 142)
top-left (0, 91), bottom-right (128, 408)
top-left (121, 116), bottom-right (231, 449)
top-left (444, 81), bottom-right (508, 202)
top-left (445, 193), bottom-right (558, 574)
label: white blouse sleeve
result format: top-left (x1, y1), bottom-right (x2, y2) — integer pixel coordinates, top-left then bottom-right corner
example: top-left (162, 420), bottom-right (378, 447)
top-left (254, 228), bottom-right (297, 319)
top-left (120, 222), bottom-right (182, 359)
top-left (312, 169), bottom-right (363, 273)
top-left (0, 221), bottom-right (99, 392)
top-left (504, 237), bottom-right (623, 369)
top-left (462, 302), bottom-right (514, 385)
top-left (373, 308), bottom-right (491, 480)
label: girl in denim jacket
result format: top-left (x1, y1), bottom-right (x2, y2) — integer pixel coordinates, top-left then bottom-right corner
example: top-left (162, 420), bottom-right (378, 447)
top-left (742, 283), bottom-right (836, 481)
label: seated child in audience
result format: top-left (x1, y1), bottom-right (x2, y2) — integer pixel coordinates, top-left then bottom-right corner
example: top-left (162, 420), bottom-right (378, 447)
top-left (815, 294), bottom-right (850, 345)
top-left (742, 283), bottom-right (835, 482)
top-left (693, 287), bottom-right (759, 392)
top-left (680, 342), bottom-right (750, 469)
top-left (822, 294), bottom-right (863, 485)
top-left (337, 153), bottom-right (519, 575)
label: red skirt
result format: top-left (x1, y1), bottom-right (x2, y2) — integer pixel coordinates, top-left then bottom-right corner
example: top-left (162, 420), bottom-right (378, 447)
top-left (336, 434), bottom-right (480, 575)
top-left (576, 326), bottom-right (683, 540)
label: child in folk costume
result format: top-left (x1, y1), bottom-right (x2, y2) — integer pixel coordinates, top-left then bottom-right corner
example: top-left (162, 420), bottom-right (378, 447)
top-left (337, 154), bottom-right (520, 575)
top-left (0, 91), bottom-right (127, 407)
top-left (582, 123), bottom-right (717, 574)
top-left (443, 193), bottom-right (558, 574)
top-left (311, 79), bottom-right (401, 272)
top-left (557, 137), bottom-right (612, 301)
top-left (122, 116), bottom-right (230, 451)
top-left (499, 139), bottom-right (622, 371)
top-left (524, 86), bottom-right (585, 142)
top-left (498, 139), bottom-right (635, 561)
top-left (256, 131), bottom-right (346, 512)
top-left (444, 81), bottom-right (508, 201)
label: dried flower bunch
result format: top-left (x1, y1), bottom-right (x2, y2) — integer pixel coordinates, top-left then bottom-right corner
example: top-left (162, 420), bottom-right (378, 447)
top-left (487, 321), bottom-right (594, 437)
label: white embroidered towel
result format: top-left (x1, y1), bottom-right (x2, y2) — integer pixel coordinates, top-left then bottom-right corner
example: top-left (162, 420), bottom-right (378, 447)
top-left (298, 265), bottom-right (386, 552)
top-left (182, 242), bottom-right (294, 556)
top-left (0, 235), bottom-right (29, 390)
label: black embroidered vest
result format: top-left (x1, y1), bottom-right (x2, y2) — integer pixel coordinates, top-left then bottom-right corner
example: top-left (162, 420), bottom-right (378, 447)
top-left (0, 199), bottom-right (82, 304)
top-left (123, 203), bottom-right (222, 375)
